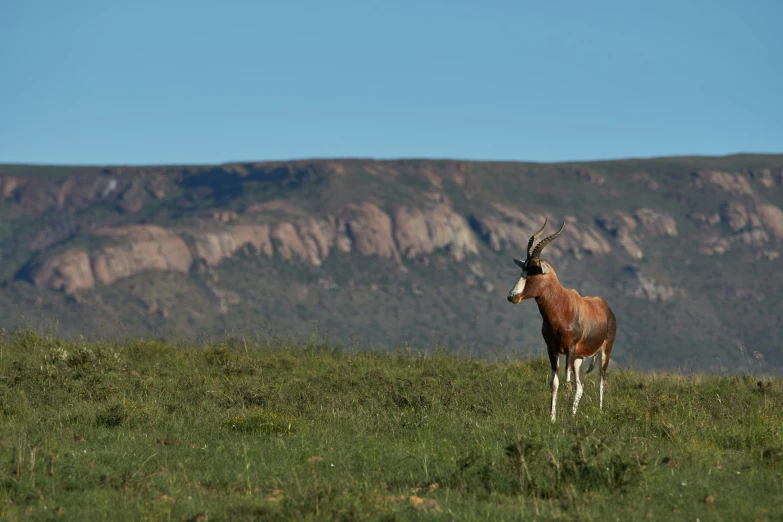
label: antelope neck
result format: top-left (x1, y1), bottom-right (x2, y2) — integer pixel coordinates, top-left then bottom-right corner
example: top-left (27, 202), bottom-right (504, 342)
top-left (534, 275), bottom-right (567, 318)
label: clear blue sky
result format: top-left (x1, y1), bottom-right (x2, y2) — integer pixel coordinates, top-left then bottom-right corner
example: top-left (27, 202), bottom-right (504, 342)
top-left (1, 0), bottom-right (781, 165)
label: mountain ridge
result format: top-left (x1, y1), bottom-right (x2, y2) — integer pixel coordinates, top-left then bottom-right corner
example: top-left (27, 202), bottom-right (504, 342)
top-left (1, 155), bottom-right (782, 372)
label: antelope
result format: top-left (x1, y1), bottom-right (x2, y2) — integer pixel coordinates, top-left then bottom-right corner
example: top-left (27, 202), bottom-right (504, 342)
top-left (507, 219), bottom-right (616, 422)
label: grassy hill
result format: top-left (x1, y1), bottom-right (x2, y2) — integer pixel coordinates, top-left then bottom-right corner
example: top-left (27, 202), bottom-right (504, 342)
top-left (1, 155), bottom-right (783, 372)
top-left (0, 332), bottom-right (781, 520)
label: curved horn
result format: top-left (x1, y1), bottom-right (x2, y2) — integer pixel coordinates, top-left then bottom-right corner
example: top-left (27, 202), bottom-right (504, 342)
top-left (526, 218), bottom-right (548, 258)
top-left (531, 221), bottom-right (566, 259)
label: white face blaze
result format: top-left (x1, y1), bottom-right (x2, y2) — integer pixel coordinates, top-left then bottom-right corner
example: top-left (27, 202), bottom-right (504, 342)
top-left (508, 273), bottom-right (527, 300)
top-left (508, 260), bottom-right (549, 302)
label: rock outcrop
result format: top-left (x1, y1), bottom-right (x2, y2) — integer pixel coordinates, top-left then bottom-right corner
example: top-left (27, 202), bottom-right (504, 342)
top-left (24, 226), bottom-right (192, 292)
top-left (634, 209), bottom-right (678, 237)
top-left (192, 216), bottom-right (356, 269)
top-left (562, 219), bottom-right (613, 259)
top-left (470, 205), bottom-right (611, 258)
top-left (749, 169), bottom-right (783, 189)
top-left (340, 202), bottom-right (400, 261)
top-left (24, 200), bottom-right (490, 291)
top-left (698, 235), bottom-right (732, 256)
top-left (269, 222), bottom-right (311, 263)
top-left (596, 211), bottom-right (643, 259)
top-left (719, 202), bottom-right (749, 232)
top-left (614, 267), bottom-right (685, 301)
top-left (90, 226), bottom-right (193, 285)
top-left (193, 225), bottom-right (274, 267)
top-left (688, 199), bottom-right (783, 257)
top-left (28, 249), bottom-right (96, 294)
top-left (738, 228), bottom-right (770, 248)
top-left (470, 205), bottom-right (556, 253)
top-left (756, 204), bottom-right (783, 240)
top-left (297, 218), bottom-right (351, 265)
top-left (0, 176), bottom-right (22, 198)
top-left (689, 211), bottom-right (721, 226)
top-left (691, 170), bottom-right (754, 196)
top-left (394, 204), bottom-right (479, 261)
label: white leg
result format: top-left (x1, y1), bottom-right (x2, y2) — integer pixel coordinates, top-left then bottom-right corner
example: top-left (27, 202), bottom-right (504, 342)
top-left (550, 368), bottom-right (559, 422)
top-left (599, 371), bottom-right (605, 411)
top-left (593, 348), bottom-right (604, 410)
top-left (572, 358), bottom-right (584, 416)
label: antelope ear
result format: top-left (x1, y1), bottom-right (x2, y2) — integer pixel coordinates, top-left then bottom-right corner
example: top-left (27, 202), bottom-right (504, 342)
top-left (541, 262), bottom-right (550, 274)
top-left (513, 259), bottom-right (526, 269)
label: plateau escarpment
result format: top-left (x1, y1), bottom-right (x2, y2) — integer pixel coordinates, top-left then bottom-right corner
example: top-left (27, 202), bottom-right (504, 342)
top-left (2, 157), bottom-right (783, 371)
top-left (23, 197), bottom-right (688, 295)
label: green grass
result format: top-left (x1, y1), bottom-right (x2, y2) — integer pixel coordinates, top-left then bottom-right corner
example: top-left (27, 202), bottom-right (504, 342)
top-left (0, 329), bottom-right (782, 521)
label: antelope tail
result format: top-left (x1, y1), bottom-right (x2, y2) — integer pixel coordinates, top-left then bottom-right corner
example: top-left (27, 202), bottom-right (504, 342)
top-left (586, 350), bottom-right (600, 374)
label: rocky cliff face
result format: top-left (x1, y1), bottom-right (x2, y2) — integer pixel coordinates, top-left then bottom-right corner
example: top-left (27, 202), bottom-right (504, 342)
top-left (24, 199), bottom-right (486, 291)
top-left (689, 200), bottom-right (783, 258)
top-left (91, 225), bottom-right (193, 285)
top-left (757, 204), bottom-right (783, 239)
top-left (595, 211), bottom-right (644, 259)
top-left (691, 170), bottom-right (755, 196)
top-left (25, 225), bottom-right (193, 293)
top-left (394, 204), bottom-right (478, 261)
top-left (470, 205), bottom-right (613, 261)
top-left (27, 249), bottom-right (95, 294)
top-left (12, 165), bottom-right (783, 300)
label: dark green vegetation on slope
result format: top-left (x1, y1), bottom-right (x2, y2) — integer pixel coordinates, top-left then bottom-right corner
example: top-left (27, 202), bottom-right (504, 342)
top-left (1, 330), bottom-right (781, 521)
top-left (2, 155), bottom-right (783, 372)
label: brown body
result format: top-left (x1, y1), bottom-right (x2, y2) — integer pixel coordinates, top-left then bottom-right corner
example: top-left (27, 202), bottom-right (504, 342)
top-left (507, 220), bottom-right (616, 421)
top-left (513, 260), bottom-right (616, 363)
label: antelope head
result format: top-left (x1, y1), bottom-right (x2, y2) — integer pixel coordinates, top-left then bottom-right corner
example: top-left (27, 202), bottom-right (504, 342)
top-left (507, 218), bottom-right (566, 304)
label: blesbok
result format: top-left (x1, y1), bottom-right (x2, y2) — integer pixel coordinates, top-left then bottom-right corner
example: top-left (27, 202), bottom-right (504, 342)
top-left (507, 219), bottom-right (616, 422)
